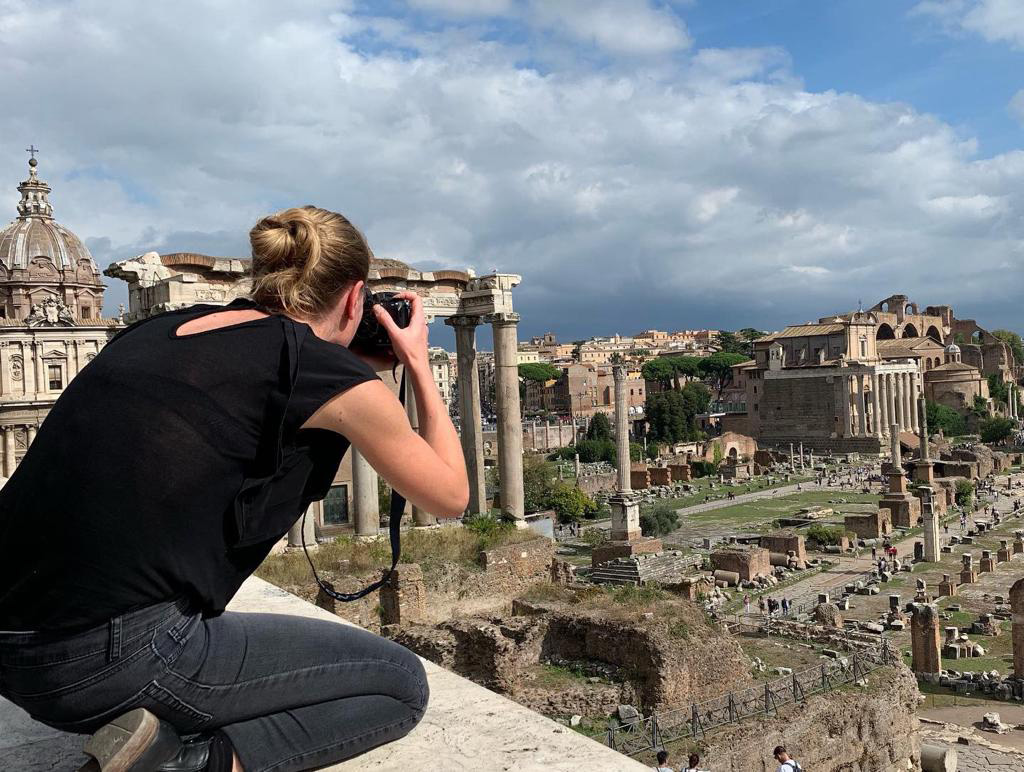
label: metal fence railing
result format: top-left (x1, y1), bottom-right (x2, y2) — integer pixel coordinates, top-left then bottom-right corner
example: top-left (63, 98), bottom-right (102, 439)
top-left (590, 638), bottom-right (896, 758)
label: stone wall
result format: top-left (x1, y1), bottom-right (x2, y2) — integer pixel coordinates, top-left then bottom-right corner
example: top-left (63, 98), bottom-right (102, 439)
top-left (478, 537), bottom-right (555, 594)
top-left (845, 509), bottom-right (892, 540)
top-left (392, 599), bottom-right (752, 713)
top-left (698, 665), bottom-right (920, 772)
top-left (711, 546), bottom-right (772, 581)
top-left (576, 471), bottom-right (617, 495)
top-left (759, 532), bottom-right (807, 567)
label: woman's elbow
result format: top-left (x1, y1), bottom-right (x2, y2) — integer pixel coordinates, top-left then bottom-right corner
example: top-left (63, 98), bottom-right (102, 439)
top-left (437, 478), bottom-right (469, 517)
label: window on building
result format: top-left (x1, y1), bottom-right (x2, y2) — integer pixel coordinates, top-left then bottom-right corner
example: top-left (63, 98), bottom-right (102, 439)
top-left (323, 484), bottom-right (349, 525)
top-left (47, 363), bottom-right (63, 391)
top-left (860, 336), bottom-right (867, 357)
top-left (81, 306), bottom-right (92, 319)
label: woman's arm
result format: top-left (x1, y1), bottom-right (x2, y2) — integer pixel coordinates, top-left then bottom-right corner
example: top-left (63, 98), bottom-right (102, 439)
top-left (302, 292), bottom-right (469, 517)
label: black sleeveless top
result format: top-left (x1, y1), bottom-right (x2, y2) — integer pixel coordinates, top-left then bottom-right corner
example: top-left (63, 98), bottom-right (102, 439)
top-left (0, 298), bottom-right (379, 631)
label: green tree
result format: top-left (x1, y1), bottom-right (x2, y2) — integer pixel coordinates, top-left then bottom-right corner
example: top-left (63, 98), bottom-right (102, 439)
top-left (641, 358), bottom-right (676, 387)
top-left (988, 373), bottom-right (1009, 404)
top-left (548, 483), bottom-right (593, 524)
top-left (992, 329), bottom-right (1024, 365)
top-left (955, 480), bottom-right (974, 509)
top-left (926, 400), bottom-right (966, 437)
top-left (586, 412), bottom-right (613, 441)
top-left (639, 503), bottom-right (680, 537)
top-left (699, 352), bottom-right (750, 398)
top-left (737, 327), bottom-right (766, 356)
top-left (680, 381), bottom-right (712, 416)
top-left (713, 331), bottom-right (747, 355)
top-left (575, 438), bottom-right (617, 464)
top-left (980, 416), bottom-right (1015, 444)
top-left (518, 362), bottom-right (560, 382)
top-left (645, 390), bottom-right (692, 444)
top-left (521, 455), bottom-right (556, 514)
top-left (970, 394), bottom-right (990, 417)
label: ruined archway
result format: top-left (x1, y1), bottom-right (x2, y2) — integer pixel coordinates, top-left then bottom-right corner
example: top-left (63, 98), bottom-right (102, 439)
top-left (925, 325), bottom-right (942, 343)
top-left (901, 323), bottom-right (919, 339)
top-left (876, 323), bottom-right (895, 340)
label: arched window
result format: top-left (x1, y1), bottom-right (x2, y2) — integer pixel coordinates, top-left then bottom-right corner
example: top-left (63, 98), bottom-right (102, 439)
top-left (876, 323), bottom-right (895, 340)
top-left (901, 323), bottom-right (919, 338)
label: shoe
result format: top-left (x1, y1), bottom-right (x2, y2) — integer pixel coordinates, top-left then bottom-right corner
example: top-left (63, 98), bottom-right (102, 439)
top-left (156, 737), bottom-right (212, 772)
top-left (81, 708), bottom-right (182, 772)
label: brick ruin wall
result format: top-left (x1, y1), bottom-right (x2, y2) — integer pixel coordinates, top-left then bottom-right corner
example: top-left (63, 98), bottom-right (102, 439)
top-left (575, 471), bottom-right (617, 495)
top-left (711, 547), bottom-right (772, 581)
top-left (390, 600), bottom-right (752, 714)
top-left (699, 664), bottom-right (920, 772)
top-left (759, 532), bottom-right (807, 565)
top-left (477, 537), bottom-right (556, 595)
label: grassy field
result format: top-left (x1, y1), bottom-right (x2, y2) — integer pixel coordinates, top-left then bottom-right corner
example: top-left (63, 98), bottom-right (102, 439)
top-left (679, 490), bottom-right (880, 526)
top-left (255, 523), bottom-right (538, 588)
top-left (642, 475), bottom-right (815, 513)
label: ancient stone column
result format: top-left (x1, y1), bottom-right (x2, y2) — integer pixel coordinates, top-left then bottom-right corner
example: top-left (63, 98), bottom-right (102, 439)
top-left (351, 447), bottom-right (379, 538)
top-left (920, 486), bottom-right (940, 563)
top-left (286, 504), bottom-right (318, 550)
top-left (910, 603), bottom-right (942, 677)
top-left (26, 425), bottom-right (37, 447)
top-left (903, 372), bottom-right (915, 436)
top-left (980, 550), bottom-right (995, 572)
top-left (871, 373), bottom-right (883, 438)
top-left (856, 376), bottom-right (868, 436)
top-left (842, 375), bottom-right (853, 438)
top-left (2, 426), bottom-right (15, 478)
top-left (614, 365), bottom-right (631, 492)
top-left (446, 316), bottom-right (487, 516)
top-left (878, 372), bottom-right (889, 436)
top-left (490, 313), bottom-right (525, 524)
top-left (895, 374), bottom-right (906, 436)
top-left (789, 442), bottom-right (795, 471)
top-left (405, 385), bottom-right (436, 527)
top-left (887, 373), bottom-right (897, 432)
top-left (1012, 577), bottom-right (1024, 677)
top-left (799, 442), bottom-right (805, 471)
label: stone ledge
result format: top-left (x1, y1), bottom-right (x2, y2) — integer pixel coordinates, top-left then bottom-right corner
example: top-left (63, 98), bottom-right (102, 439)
top-left (0, 576), bottom-right (645, 771)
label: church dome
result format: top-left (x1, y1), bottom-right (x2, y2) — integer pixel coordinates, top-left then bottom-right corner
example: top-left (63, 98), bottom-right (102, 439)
top-left (945, 343), bottom-right (961, 355)
top-left (0, 157), bottom-right (100, 278)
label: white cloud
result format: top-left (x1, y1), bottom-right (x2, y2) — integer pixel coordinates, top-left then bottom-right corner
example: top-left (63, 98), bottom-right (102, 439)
top-left (912, 0), bottom-right (1024, 48)
top-left (0, 0), bottom-right (1020, 335)
top-left (528, 0), bottom-right (691, 55)
top-left (1010, 89), bottom-right (1024, 125)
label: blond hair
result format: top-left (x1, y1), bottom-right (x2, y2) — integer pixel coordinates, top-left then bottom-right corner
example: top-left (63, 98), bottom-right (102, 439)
top-left (249, 205), bottom-right (371, 317)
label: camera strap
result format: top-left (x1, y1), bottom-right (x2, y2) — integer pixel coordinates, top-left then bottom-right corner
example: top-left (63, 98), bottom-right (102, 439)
top-left (301, 370), bottom-right (407, 602)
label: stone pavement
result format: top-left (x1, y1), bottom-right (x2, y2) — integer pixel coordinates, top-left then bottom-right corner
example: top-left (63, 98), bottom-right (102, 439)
top-left (0, 577), bottom-right (646, 772)
top-left (920, 721), bottom-right (1024, 772)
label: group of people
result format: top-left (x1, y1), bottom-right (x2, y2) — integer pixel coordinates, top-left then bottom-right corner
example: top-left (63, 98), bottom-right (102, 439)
top-left (654, 745), bottom-right (801, 771)
top-left (742, 594), bottom-right (792, 617)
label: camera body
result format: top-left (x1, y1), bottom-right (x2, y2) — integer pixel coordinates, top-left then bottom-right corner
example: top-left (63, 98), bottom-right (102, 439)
top-left (352, 289), bottom-right (412, 351)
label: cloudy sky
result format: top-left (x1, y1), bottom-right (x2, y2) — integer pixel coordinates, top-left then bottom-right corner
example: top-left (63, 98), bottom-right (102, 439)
top-left (1, 0), bottom-right (1022, 347)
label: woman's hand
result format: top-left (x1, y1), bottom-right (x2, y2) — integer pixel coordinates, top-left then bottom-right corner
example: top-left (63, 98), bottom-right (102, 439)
top-left (373, 291), bottom-right (429, 372)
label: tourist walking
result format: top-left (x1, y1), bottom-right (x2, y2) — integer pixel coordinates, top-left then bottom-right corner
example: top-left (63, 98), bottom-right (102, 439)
top-left (655, 749), bottom-right (674, 771)
top-left (759, 596), bottom-right (767, 616)
top-left (744, 594), bottom-right (751, 616)
top-left (682, 752), bottom-right (706, 772)
top-left (0, 207), bottom-right (468, 772)
top-left (773, 745), bottom-right (803, 771)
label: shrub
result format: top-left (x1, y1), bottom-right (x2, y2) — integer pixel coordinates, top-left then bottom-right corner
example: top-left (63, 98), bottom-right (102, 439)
top-left (585, 412), bottom-right (613, 441)
top-left (639, 503), bottom-right (680, 537)
top-left (926, 400), bottom-right (966, 437)
top-left (980, 416), bottom-right (1014, 444)
top-left (806, 524), bottom-right (845, 546)
top-left (548, 483), bottom-right (595, 524)
top-left (955, 480), bottom-right (974, 509)
top-left (691, 460), bottom-right (716, 478)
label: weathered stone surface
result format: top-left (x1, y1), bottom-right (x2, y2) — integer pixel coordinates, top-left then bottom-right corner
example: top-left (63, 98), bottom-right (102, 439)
top-left (699, 665), bottom-right (920, 772)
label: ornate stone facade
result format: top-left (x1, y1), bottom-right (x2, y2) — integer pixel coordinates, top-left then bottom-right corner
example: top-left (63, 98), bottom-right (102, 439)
top-left (0, 156), bottom-right (120, 478)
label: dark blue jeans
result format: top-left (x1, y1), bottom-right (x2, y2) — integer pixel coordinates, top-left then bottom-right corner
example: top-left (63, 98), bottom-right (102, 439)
top-left (0, 598), bottom-right (429, 771)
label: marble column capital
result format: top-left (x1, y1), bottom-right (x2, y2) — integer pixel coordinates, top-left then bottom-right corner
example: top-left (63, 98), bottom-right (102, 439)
top-left (612, 364), bottom-right (628, 382)
top-left (444, 314), bottom-right (482, 329)
top-left (483, 312), bottom-right (521, 327)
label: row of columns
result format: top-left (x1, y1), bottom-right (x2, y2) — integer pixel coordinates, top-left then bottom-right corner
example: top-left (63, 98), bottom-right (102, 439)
top-left (348, 313), bottom-right (525, 538)
top-left (839, 369), bottom-right (921, 439)
top-left (1, 424), bottom-right (37, 478)
top-left (526, 418), bottom-right (579, 451)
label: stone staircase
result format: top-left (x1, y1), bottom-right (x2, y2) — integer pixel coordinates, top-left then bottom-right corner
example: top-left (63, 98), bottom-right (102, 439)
top-left (590, 551), bottom-right (695, 585)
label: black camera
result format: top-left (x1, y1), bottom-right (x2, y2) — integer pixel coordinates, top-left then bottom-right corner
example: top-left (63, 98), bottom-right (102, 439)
top-left (352, 288), bottom-right (412, 351)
